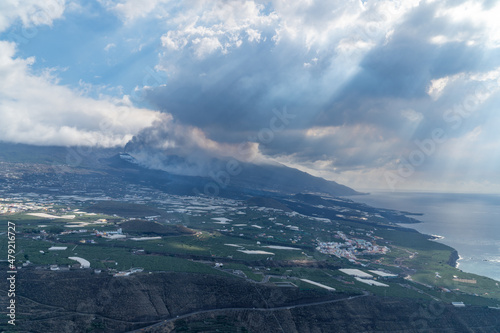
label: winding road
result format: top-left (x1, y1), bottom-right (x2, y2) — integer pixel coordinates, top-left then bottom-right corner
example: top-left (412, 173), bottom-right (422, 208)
top-left (126, 291), bottom-right (370, 332)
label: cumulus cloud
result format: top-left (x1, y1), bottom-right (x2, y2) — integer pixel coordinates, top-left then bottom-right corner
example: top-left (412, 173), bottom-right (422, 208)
top-left (0, 41), bottom-right (162, 147)
top-left (0, 0), bottom-right (66, 33)
top-left (98, 0), bottom-right (172, 22)
top-left (0, 0), bottom-right (163, 148)
top-left (159, 0), bottom-right (277, 60)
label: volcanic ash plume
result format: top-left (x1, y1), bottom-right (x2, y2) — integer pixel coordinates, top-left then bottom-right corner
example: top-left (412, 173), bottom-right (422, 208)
top-left (124, 114), bottom-right (262, 176)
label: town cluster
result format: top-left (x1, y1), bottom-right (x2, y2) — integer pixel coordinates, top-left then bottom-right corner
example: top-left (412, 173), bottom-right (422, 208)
top-left (316, 230), bottom-right (389, 262)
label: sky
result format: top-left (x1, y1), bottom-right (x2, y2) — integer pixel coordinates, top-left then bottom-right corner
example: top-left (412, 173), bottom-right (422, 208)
top-left (1, 0), bottom-right (500, 193)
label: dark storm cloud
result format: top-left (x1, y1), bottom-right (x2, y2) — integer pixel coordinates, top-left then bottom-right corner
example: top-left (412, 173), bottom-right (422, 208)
top-left (315, 2), bottom-right (498, 135)
top-left (131, 0), bottom-right (500, 190)
top-left (147, 0), bottom-right (498, 146)
top-left (145, 37), bottom-right (329, 144)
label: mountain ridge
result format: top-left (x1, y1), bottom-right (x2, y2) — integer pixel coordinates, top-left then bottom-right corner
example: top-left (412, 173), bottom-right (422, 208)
top-left (0, 141), bottom-right (362, 197)
top-left (110, 152), bottom-right (363, 197)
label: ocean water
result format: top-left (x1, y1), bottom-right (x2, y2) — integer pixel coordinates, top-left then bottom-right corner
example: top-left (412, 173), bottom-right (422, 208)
top-left (348, 191), bottom-right (500, 282)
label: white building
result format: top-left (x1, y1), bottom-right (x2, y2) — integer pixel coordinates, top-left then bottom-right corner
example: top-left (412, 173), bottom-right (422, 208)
top-left (48, 246), bottom-right (67, 251)
top-left (339, 268), bottom-right (373, 278)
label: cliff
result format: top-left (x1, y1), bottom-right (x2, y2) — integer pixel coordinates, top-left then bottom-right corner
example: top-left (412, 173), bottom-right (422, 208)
top-left (447, 250), bottom-right (460, 268)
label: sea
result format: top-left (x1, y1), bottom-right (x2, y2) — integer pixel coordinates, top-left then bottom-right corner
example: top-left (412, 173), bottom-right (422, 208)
top-left (348, 191), bottom-right (500, 282)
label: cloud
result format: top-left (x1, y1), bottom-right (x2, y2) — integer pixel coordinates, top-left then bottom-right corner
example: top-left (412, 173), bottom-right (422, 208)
top-left (104, 42), bottom-right (116, 51)
top-left (191, 37), bottom-right (223, 58)
top-left (144, 0), bottom-right (432, 140)
top-left (0, 41), bottom-right (162, 147)
top-left (0, 0), bottom-right (66, 33)
top-left (2, 0), bottom-right (500, 192)
top-left (159, 0), bottom-right (278, 60)
top-left (131, 0), bottom-right (500, 191)
top-left (0, 1), bottom-right (163, 148)
top-left (124, 115), bottom-right (263, 176)
top-left (98, 0), bottom-right (172, 22)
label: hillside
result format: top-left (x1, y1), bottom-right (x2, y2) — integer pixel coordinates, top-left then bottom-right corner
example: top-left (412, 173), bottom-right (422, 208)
top-left (7, 270), bottom-right (500, 333)
top-left (0, 142), bottom-right (361, 198)
top-left (111, 153), bottom-right (362, 197)
top-left (231, 161), bottom-right (362, 196)
top-left (0, 141), bottom-right (119, 166)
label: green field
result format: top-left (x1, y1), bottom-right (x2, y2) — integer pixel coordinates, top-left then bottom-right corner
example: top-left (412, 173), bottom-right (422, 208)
top-left (1, 198), bottom-right (500, 309)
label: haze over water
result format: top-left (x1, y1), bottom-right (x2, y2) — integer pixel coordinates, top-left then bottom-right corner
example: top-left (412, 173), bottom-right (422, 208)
top-left (350, 191), bottom-right (500, 282)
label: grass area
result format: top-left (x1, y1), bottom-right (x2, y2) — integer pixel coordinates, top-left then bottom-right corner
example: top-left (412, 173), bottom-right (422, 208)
top-left (374, 228), bottom-right (500, 303)
top-left (0, 212), bottom-right (118, 232)
top-left (0, 214), bottom-right (50, 225)
top-left (88, 233), bottom-right (312, 262)
top-left (0, 236), bottom-right (230, 276)
top-left (2, 197), bottom-right (499, 309)
top-left (375, 228), bottom-right (450, 251)
top-left (221, 263), bottom-right (264, 281)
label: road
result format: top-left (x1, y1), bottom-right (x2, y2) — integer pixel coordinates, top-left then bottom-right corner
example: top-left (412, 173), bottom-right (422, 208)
top-left (127, 291), bottom-right (370, 332)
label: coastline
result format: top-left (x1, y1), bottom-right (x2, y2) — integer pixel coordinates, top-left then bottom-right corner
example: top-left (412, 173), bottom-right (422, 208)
top-left (350, 191), bottom-right (500, 282)
top-left (456, 254), bottom-right (463, 269)
top-left (395, 222), bottom-right (462, 268)
top-left (395, 220), bottom-right (500, 282)
top-left (447, 250), bottom-right (460, 268)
